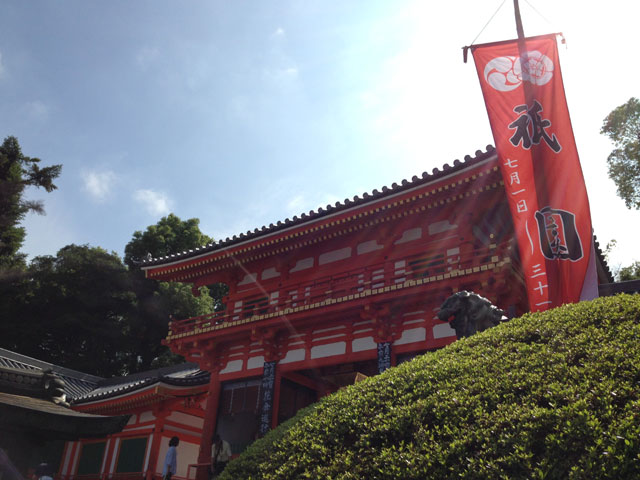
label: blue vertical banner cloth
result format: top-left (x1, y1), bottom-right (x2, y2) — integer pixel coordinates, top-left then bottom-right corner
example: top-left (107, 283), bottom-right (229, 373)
top-left (377, 341), bottom-right (392, 373)
top-left (259, 360), bottom-right (276, 435)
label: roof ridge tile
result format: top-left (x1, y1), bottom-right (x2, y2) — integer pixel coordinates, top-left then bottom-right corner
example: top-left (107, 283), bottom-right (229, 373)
top-left (140, 146), bottom-right (497, 267)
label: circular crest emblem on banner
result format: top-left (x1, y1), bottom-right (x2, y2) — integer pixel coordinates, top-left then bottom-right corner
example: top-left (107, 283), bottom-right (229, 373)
top-left (484, 50), bottom-right (554, 91)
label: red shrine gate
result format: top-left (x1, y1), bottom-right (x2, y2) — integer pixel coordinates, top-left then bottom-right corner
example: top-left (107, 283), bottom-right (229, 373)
top-left (141, 148), bottom-right (528, 476)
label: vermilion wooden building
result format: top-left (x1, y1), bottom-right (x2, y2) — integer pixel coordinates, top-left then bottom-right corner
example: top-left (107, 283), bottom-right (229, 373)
top-left (44, 146), bottom-right (611, 480)
top-left (139, 146), bottom-right (607, 477)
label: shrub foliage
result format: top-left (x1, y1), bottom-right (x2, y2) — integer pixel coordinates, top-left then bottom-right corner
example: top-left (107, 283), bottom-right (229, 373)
top-left (221, 295), bottom-right (640, 479)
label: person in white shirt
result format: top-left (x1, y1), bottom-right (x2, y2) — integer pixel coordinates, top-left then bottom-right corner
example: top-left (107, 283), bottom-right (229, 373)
top-left (162, 436), bottom-right (179, 480)
top-left (210, 434), bottom-right (232, 477)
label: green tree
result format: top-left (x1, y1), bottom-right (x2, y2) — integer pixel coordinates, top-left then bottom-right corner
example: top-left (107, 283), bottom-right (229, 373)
top-left (0, 136), bottom-right (62, 268)
top-left (125, 214), bottom-right (226, 371)
top-left (0, 245), bottom-right (137, 377)
top-left (0, 214), bottom-right (224, 376)
top-left (601, 97), bottom-right (640, 209)
top-left (124, 213), bottom-right (213, 267)
top-left (618, 260), bottom-right (640, 281)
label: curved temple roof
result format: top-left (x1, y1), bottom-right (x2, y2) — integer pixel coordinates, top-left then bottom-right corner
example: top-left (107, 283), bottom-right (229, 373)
top-left (0, 348), bottom-right (101, 399)
top-left (73, 363), bottom-right (209, 404)
top-left (0, 348), bottom-right (209, 405)
top-left (0, 349), bottom-right (130, 439)
top-left (139, 146), bottom-right (498, 268)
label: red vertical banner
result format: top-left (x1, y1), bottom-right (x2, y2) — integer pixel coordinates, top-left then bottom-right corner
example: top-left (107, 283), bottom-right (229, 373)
top-left (471, 34), bottom-right (596, 311)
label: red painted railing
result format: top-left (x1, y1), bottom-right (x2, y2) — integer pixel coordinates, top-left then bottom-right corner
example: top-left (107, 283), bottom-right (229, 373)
top-left (167, 241), bottom-right (513, 338)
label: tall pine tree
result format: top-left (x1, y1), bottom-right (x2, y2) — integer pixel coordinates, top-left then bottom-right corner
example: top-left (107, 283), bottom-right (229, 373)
top-left (0, 136), bottom-right (61, 269)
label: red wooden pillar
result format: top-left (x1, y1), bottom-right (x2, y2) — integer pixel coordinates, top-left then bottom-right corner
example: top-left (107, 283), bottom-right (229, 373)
top-left (196, 367), bottom-right (221, 480)
top-left (145, 407), bottom-right (168, 480)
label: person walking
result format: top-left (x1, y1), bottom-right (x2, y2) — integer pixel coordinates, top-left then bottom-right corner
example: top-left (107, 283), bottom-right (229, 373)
top-left (162, 436), bottom-right (180, 480)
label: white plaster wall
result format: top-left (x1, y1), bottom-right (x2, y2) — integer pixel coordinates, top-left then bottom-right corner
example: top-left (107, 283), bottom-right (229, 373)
top-left (220, 359), bottom-right (243, 374)
top-left (402, 318), bottom-right (425, 326)
top-left (357, 240), bottom-right (383, 255)
top-left (353, 319), bottom-right (373, 327)
top-left (428, 220), bottom-right (457, 235)
top-left (261, 267), bottom-right (280, 280)
top-left (290, 257), bottom-right (314, 272)
top-left (319, 247), bottom-right (351, 265)
top-left (395, 228), bottom-right (422, 244)
top-left (166, 411), bottom-right (205, 429)
top-left (238, 273), bottom-right (258, 286)
top-left (280, 348), bottom-right (306, 364)
top-left (139, 410), bottom-right (155, 423)
top-left (310, 341), bottom-right (346, 359)
top-left (393, 327), bottom-right (426, 346)
top-left (178, 442), bottom-right (200, 479)
top-left (352, 336), bottom-right (376, 352)
top-left (433, 323), bottom-right (457, 339)
top-left (247, 355), bottom-right (265, 369)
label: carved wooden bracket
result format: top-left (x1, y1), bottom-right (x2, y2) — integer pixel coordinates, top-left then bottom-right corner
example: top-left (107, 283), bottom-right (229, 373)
top-left (360, 303), bottom-right (400, 344)
top-left (251, 327), bottom-right (286, 363)
top-left (175, 340), bottom-right (227, 373)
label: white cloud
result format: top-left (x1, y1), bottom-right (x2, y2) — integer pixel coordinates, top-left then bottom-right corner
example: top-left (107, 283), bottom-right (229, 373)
top-left (135, 46), bottom-right (160, 71)
top-left (272, 27), bottom-right (285, 38)
top-left (22, 100), bottom-right (49, 121)
top-left (282, 67), bottom-right (298, 76)
top-left (133, 189), bottom-right (172, 216)
top-left (82, 170), bottom-right (117, 201)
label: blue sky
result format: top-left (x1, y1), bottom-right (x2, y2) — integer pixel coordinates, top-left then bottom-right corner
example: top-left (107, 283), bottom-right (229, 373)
top-left (1, 0), bottom-right (638, 271)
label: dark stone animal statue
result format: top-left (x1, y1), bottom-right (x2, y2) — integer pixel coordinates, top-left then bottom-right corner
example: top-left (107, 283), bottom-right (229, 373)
top-left (437, 291), bottom-right (507, 339)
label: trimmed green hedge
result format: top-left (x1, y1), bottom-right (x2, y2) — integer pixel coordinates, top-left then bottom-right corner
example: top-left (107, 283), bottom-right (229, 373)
top-left (221, 295), bottom-right (640, 479)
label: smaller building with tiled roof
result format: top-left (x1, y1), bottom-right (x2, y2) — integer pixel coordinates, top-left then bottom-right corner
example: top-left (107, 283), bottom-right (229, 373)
top-left (0, 347), bottom-right (210, 480)
top-left (0, 349), bottom-right (129, 478)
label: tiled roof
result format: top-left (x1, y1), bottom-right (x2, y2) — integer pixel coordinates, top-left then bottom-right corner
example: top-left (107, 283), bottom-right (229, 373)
top-left (0, 349), bottom-right (208, 404)
top-left (0, 348), bottom-right (102, 399)
top-left (0, 391), bottom-right (130, 438)
top-left (139, 146), bottom-right (497, 267)
top-left (593, 237), bottom-right (615, 283)
top-left (73, 363), bottom-right (209, 404)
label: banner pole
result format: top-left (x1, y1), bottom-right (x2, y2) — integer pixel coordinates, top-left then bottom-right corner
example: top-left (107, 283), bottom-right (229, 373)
top-left (513, 0), bottom-right (531, 104)
top-left (513, 0), bottom-right (526, 40)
